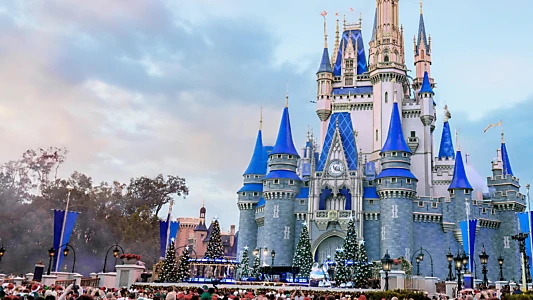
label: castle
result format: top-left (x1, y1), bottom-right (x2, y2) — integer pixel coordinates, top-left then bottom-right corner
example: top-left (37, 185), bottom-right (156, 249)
top-left (237, 0), bottom-right (525, 281)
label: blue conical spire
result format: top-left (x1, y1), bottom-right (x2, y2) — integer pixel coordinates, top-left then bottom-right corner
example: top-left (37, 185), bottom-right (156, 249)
top-left (243, 129), bottom-right (266, 175)
top-left (449, 150), bottom-right (472, 190)
top-left (381, 102), bottom-right (411, 153)
top-left (317, 47), bottom-right (333, 73)
top-left (271, 106), bottom-right (299, 157)
top-left (438, 121), bottom-right (455, 159)
top-left (416, 7), bottom-right (429, 53)
top-left (419, 71), bottom-right (434, 95)
top-left (501, 141), bottom-right (514, 176)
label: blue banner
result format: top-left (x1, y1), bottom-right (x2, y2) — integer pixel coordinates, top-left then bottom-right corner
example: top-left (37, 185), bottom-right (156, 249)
top-left (53, 210), bottom-right (79, 272)
top-left (518, 212), bottom-right (533, 277)
top-left (159, 220), bottom-right (180, 258)
top-left (365, 162), bottom-right (376, 180)
top-left (460, 219), bottom-right (477, 273)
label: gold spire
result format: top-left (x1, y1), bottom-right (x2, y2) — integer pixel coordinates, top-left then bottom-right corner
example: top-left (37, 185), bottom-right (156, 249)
top-left (501, 120), bottom-right (505, 143)
top-left (285, 83), bottom-right (289, 107)
top-left (420, 0), bottom-right (423, 14)
top-left (359, 13), bottom-right (362, 25)
top-left (332, 15), bottom-right (340, 65)
top-left (323, 14), bottom-right (328, 48)
top-left (259, 107), bottom-right (263, 130)
top-left (455, 130), bottom-right (460, 151)
top-left (343, 15), bottom-right (346, 30)
top-left (443, 104), bottom-right (451, 122)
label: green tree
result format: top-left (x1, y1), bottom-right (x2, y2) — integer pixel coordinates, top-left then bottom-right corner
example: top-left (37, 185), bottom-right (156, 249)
top-left (293, 223), bottom-right (313, 278)
top-left (204, 219), bottom-right (224, 259)
top-left (239, 247), bottom-right (251, 278)
top-left (354, 242), bottom-right (372, 287)
top-left (159, 240), bottom-right (179, 282)
top-left (334, 248), bottom-right (349, 285)
top-left (251, 255), bottom-right (261, 279)
top-left (343, 217), bottom-right (359, 262)
top-left (176, 247), bottom-right (191, 281)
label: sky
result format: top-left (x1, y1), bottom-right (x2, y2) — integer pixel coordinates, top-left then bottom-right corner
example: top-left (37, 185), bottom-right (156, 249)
top-left (0, 0), bottom-right (531, 231)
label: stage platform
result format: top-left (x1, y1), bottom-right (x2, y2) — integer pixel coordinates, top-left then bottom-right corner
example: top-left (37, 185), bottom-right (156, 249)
top-left (132, 282), bottom-right (379, 293)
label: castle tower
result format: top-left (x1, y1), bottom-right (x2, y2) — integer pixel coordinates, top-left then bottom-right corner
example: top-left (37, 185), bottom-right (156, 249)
top-left (418, 71), bottom-right (435, 195)
top-left (193, 205), bottom-right (208, 257)
top-left (262, 97), bottom-right (301, 266)
top-left (376, 97), bottom-right (417, 258)
top-left (412, 1), bottom-right (434, 91)
top-left (432, 105), bottom-right (455, 197)
top-left (448, 147), bottom-right (473, 226)
top-left (236, 114), bottom-right (266, 260)
top-left (316, 16), bottom-right (333, 147)
top-left (368, 0), bottom-right (406, 161)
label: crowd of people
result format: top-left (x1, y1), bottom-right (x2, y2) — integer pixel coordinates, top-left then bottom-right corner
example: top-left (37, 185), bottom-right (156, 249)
top-left (0, 280), bottom-right (528, 300)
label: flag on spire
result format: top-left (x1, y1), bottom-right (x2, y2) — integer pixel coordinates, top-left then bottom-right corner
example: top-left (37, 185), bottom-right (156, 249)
top-left (320, 10), bottom-right (327, 17)
top-left (483, 120), bottom-right (502, 133)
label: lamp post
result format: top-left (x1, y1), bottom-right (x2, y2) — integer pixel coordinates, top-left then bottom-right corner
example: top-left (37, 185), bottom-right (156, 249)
top-left (47, 247), bottom-right (56, 275)
top-left (454, 251), bottom-right (463, 292)
top-left (462, 251), bottom-right (469, 273)
top-left (446, 248), bottom-right (454, 281)
top-left (61, 243), bottom-right (77, 273)
top-left (498, 255), bottom-right (505, 281)
top-left (254, 247), bottom-right (268, 281)
top-left (512, 232), bottom-right (528, 290)
top-left (381, 250), bottom-right (393, 291)
top-left (410, 247), bottom-right (434, 277)
top-left (416, 257), bottom-right (421, 276)
top-left (0, 245), bottom-right (5, 262)
top-left (102, 243), bottom-right (125, 273)
top-left (270, 250), bottom-right (275, 277)
top-left (479, 244), bottom-right (489, 287)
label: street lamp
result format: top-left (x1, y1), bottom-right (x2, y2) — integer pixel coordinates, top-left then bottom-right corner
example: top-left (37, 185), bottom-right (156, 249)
top-left (446, 248), bottom-right (455, 281)
top-left (454, 251), bottom-right (463, 292)
top-left (512, 232), bottom-right (528, 289)
top-left (61, 243), bottom-right (77, 273)
top-left (479, 244), bottom-right (489, 287)
top-left (416, 257), bottom-right (421, 276)
top-left (418, 248), bottom-right (425, 262)
top-left (381, 250), bottom-right (393, 291)
top-left (271, 249), bottom-right (276, 266)
top-left (498, 255), bottom-right (505, 281)
top-left (462, 251), bottom-right (469, 273)
top-left (103, 243), bottom-right (125, 273)
top-left (47, 247), bottom-right (56, 275)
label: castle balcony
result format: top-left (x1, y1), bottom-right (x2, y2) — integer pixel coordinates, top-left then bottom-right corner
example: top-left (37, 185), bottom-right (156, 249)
top-left (407, 136), bottom-right (419, 153)
top-left (368, 61), bottom-right (407, 72)
top-left (313, 210), bottom-right (354, 231)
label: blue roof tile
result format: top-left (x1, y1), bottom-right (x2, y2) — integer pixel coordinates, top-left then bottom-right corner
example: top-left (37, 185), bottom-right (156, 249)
top-left (296, 187), bottom-right (309, 199)
top-left (438, 121), bottom-right (455, 159)
top-left (416, 13), bottom-right (429, 53)
top-left (376, 168), bottom-right (417, 180)
top-left (237, 183), bottom-right (263, 193)
top-left (243, 130), bottom-right (266, 175)
top-left (271, 107), bottom-right (299, 157)
top-left (194, 221), bottom-right (208, 232)
top-left (501, 142), bottom-right (514, 176)
top-left (419, 71), bottom-right (434, 95)
top-left (449, 150), bottom-right (473, 190)
top-left (255, 198), bottom-right (265, 208)
top-left (317, 48), bottom-right (333, 73)
top-left (332, 86), bottom-right (373, 95)
top-left (333, 29), bottom-right (367, 77)
top-left (265, 170), bottom-right (301, 181)
top-left (363, 187), bottom-right (379, 199)
top-left (381, 102), bottom-right (411, 153)
top-left (317, 112), bottom-right (358, 171)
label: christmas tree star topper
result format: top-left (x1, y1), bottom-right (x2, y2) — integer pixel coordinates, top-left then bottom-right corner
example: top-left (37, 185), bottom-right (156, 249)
top-left (244, 246), bottom-right (249, 250)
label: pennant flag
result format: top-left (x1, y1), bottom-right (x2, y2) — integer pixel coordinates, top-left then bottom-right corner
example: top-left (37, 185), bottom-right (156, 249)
top-left (483, 120), bottom-right (502, 133)
top-left (320, 10), bottom-right (327, 17)
top-left (335, 12), bottom-right (339, 17)
top-left (350, 8), bottom-right (354, 12)
top-left (460, 219), bottom-right (477, 272)
top-left (159, 220), bottom-right (180, 258)
top-left (518, 212), bottom-right (533, 278)
top-left (53, 210), bottom-right (79, 272)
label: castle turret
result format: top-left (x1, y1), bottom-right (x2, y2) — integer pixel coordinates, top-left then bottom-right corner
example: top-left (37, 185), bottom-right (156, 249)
top-left (432, 105), bottom-right (455, 197)
top-left (316, 16), bottom-right (333, 147)
top-left (448, 146), bottom-right (472, 226)
top-left (263, 97), bottom-right (301, 266)
top-left (376, 97), bottom-right (417, 258)
top-left (236, 112), bottom-right (266, 260)
top-left (412, 1), bottom-right (434, 90)
top-left (418, 71), bottom-right (435, 195)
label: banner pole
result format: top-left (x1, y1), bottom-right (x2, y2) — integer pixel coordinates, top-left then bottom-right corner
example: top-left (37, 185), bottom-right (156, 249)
top-left (56, 187), bottom-right (72, 272)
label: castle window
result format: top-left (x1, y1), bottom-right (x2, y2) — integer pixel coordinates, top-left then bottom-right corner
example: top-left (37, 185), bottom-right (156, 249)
top-left (289, 180), bottom-right (294, 185)
top-left (242, 192), bottom-right (246, 196)
top-left (277, 155), bottom-right (282, 159)
top-left (406, 179), bottom-right (411, 184)
top-left (288, 155), bottom-right (293, 159)
top-left (482, 208), bottom-right (487, 214)
top-left (253, 192), bottom-right (259, 196)
top-left (392, 152), bottom-right (397, 156)
top-left (274, 179), bottom-right (279, 184)
top-left (368, 181), bottom-right (373, 186)
top-left (378, 179), bottom-right (382, 184)
top-left (403, 153), bottom-right (408, 157)
top-left (369, 200), bottom-right (374, 205)
top-left (263, 181), bottom-right (267, 186)
top-left (346, 59), bottom-right (354, 68)
top-left (300, 199), bottom-right (305, 205)
top-left (384, 55), bottom-right (390, 62)
top-left (450, 190), bottom-right (455, 195)
top-left (431, 202), bottom-right (438, 208)
top-left (246, 175), bottom-right (250, 178)
top-left (411, 131), bottom-right (416, 137)
top-left (376, 130), bottom-right (379, 141)
top-left (465, 189), bottom-right (471, 194)
top-left (391, 178), bottom-right (397, 183)
top-left (473, 200), bottom-right (477, 205)
top-left (418, 201), bottom-right (424, 207)
top-left (385, 92), bottom-right (388, 103)
top-left (254, 175), bottom-right (259, 178)
top-left (492, 209), bottom-right (496, 214)
top-left (304, 181), bottom-right (309, 187)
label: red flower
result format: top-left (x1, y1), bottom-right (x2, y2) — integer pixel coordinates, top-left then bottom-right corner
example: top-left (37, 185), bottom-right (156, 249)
top-left (120, 253), bottom-right (142, 260)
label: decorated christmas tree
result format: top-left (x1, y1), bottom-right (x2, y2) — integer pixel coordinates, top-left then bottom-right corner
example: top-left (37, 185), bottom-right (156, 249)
top-left (204, 219), bottom-right (224, 259)
top-left (342, 217), bottom-right (359, 263)
top-left (334, 248), bottom-right (349, 285)
top-left (176, 247), bottom-right (191, 281)
top-left (251, 254), bottom-right (261, 279)
top-left (353, 241), bottom-right (372, 287)
top-left (159, 240), bottom-right (178, 282)
top-left (293, 223), bottom-right (313, 278)
top-left (239, 247), bottom-right (251, 278)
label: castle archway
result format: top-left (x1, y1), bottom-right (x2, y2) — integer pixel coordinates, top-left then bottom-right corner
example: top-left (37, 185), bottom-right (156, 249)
top-left (312, 231), bottom-right (346, 263)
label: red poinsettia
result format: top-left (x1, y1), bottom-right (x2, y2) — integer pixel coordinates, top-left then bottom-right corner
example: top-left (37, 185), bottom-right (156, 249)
top-left (120, 253), bottom-right (142, 260)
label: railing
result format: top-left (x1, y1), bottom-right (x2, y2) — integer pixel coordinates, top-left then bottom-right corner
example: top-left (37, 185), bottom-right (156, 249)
top-left (81, 278), bottom-right (100, 288)
top-left (55, 279), bottom-right (76, 287)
